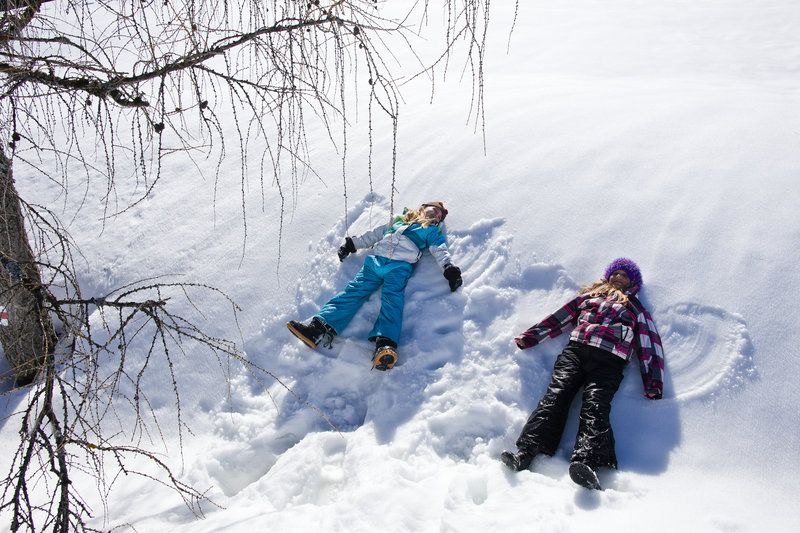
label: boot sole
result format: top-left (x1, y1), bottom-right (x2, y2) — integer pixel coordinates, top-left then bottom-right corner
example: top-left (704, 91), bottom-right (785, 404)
top-left (569, 461), bottom-right (602, 490)
top-left (372, 347), bottom-right (397, 370)
top-left (286, 322), bottom-right (318, 350)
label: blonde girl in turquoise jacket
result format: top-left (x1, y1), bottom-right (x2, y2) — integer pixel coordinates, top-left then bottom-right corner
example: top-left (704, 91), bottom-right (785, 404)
top-left (287, 202), bottom-right (462, 370)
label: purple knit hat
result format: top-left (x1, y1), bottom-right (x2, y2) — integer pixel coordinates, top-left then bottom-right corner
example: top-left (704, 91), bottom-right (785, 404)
top-left (604, 258), bottom-right (643, 289)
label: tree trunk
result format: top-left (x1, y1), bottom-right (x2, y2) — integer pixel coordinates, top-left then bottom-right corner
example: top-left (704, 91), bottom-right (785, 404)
top-left (0, 146), bottom-right (55, 386)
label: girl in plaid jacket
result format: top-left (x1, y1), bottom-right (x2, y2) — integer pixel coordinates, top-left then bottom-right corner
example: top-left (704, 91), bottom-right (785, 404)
top-left (501, 258), bottom-right (665, 490)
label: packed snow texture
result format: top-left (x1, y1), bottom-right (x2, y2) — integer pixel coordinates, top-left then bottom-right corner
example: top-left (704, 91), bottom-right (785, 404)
top-left (2, 1), bottom-right (800, 532)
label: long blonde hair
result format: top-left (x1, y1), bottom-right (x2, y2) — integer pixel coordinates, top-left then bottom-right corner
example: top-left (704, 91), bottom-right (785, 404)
top-left (579, 280), bottom-right (630, 304)
top-left (402, 206), bottom-right (440, 228)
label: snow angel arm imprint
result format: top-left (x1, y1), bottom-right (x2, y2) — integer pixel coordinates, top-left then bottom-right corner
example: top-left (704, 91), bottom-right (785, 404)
top-left (514, 296), bottom-right (583, 349)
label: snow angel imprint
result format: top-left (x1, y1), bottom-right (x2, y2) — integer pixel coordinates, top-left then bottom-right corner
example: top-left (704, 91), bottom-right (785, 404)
top-left (287, 202), bottom-right (463, 371)
top-left (501, 258), bottom-right (665, 490)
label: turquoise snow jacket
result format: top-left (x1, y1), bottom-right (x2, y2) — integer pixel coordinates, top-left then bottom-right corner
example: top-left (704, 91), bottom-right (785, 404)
top-left (350, 217), bottom-right (453, 270)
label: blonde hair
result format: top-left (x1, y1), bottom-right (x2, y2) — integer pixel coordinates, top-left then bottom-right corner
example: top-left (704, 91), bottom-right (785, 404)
top-left (579, 280), bottom-right (630, 305)
top-left (402, 206), bottom-right (440, 228)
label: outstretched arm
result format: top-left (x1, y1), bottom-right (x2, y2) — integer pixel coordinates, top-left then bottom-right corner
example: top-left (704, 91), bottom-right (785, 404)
top-left (351, 224), bottom-right (389, 250)
top-left (426, 228), bottom-right (453, 271)
top-left (338, 223), bottom-right (389, 261)
top-left (515, 296), bottom-right (582, 349)
top-left (632, 301), bottom-right (666, 399)
top-left (426, 228), bottom-right (462, 291)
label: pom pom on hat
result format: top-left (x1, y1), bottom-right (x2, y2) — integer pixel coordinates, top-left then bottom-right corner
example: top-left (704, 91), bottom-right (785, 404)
top-left (604, 258), bottom-right (643, 289)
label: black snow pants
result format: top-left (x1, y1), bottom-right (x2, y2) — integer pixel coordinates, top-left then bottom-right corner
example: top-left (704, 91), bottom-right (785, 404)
top-left (515, 341), bottom-right (626, 469)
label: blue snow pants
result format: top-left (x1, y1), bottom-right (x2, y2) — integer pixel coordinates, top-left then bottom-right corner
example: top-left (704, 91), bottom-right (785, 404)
top-left (315, 255), bottom-right (413, 344)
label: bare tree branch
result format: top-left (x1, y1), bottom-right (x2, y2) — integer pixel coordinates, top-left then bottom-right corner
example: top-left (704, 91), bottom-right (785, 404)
top-left (0, 1), bottom-right (495, 530)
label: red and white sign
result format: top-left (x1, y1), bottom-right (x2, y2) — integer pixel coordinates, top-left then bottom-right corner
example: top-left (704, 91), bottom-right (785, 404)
top-left (0, 306), bottom-right (9, 326)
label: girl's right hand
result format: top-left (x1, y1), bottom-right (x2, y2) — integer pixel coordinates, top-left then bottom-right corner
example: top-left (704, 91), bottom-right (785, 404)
top-left (337, 237), bottom-right (356, 262)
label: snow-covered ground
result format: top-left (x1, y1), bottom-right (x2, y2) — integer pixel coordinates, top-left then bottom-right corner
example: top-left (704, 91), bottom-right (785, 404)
top-left (3, 0), bottom-right (800, 531)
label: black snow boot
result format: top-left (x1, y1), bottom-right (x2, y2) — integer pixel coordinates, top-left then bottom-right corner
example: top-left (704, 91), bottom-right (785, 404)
top-left (287, 317), bottom-right (335, 349)
top-left (569, 461), bottom-right (602, 490)
top-left (371, 337), bottom-right (398, 371)
top-left (500, 450), bottom-right (535, 472)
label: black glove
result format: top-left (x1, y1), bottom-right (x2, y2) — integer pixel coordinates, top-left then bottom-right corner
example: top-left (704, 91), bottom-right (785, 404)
top-left (443, 265), bottom-right (462, 292)
top-left (337, 237), bottom-right (356, 262)
top-left (644, 378), bottom-right (663, 400)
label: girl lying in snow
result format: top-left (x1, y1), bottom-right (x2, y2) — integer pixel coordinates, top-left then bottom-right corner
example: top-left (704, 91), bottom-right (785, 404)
top-left (287, 202), bottom-right (462, 371)
top-left (501, 258), bottom-right (665, 490)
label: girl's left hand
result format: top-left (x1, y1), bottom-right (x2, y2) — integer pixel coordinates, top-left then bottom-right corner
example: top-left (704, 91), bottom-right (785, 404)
top-left (443, 265), bottom-right (463, 291)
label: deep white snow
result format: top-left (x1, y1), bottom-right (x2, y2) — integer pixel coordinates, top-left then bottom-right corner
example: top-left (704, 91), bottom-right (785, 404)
top-left (2, 1), bottom-right (800, 531)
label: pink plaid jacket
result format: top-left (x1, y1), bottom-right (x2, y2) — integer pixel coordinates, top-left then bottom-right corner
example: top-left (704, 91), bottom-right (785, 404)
top-left (516, 293), bottom-right (665, 398)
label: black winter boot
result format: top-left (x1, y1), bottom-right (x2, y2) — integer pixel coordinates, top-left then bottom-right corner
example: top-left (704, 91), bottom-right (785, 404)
top-left (371, 337), bottom-right (398, 371)
top-left (500, 449), bottom-right (535, 471)
top-left (287, 317), bottom-right (336, 349)
top-left (568, 461), bottom-right (602, 490)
